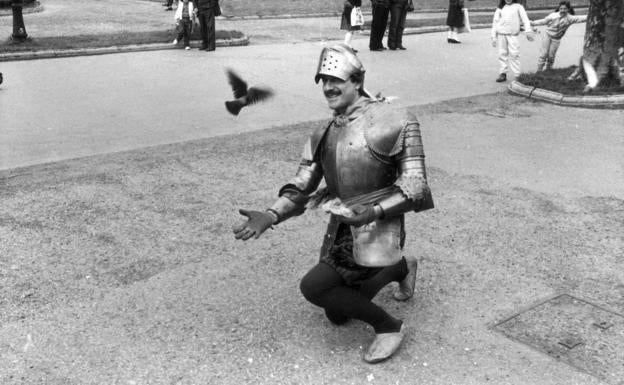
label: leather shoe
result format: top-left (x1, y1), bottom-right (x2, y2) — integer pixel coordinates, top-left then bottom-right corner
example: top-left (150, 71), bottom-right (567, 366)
top-left (448, 38), bottom-right (461, 44)
top-left (496, 73), bottom-right (507, 82)
top-left (393, 257), bottom-right (417, 301)
top-left (370, 47), bottom-right (384, 51)
top-left (398, 45), bottom-right (407, 50)
top-left (363, 324), bottom-right (405, 363)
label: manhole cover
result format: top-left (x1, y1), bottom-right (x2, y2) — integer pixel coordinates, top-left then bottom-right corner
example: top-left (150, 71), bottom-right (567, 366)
top-left (494, 294), bottom-right (624, 384)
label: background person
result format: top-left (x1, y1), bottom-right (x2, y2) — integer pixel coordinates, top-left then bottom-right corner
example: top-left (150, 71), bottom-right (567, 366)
top-left (388, 0), bottom-right (409, 50)
top-left (341, 0), bottom-right (363, 52)
top-left (491, 0), bottom-right (534, 82)
top-left (369, 0), bottom-right (391, 51)
top-left (173, 0), bottom-right (195, 50)
top-left (446, 0), bottom-right (465, 43)
top-left (531, 1), bottom-right (587, 71)
top-left (192, 0), bottom-right (220, 51)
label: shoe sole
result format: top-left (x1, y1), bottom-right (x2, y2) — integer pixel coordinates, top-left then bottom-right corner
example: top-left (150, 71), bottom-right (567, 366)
top-left (363, 325), bottom-right (405, 363)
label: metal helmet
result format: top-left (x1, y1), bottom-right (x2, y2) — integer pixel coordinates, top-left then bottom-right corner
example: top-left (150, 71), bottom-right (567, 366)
top-left (314, 44), bottom-right (366, 84)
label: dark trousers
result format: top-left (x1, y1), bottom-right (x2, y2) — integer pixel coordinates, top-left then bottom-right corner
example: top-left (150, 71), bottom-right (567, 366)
top-left (299, 258), bottom-right (408, 333)
top-left (176, 18), bottom-right (192, 47)
top-left (197, 8), bottom-right (216, 50)
top-left (388, 2), bottom-right (408, 49)
top-left (369, 5), bottom-right (390, 49)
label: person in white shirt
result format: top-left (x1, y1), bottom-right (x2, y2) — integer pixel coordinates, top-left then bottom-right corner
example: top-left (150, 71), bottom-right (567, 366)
top-left (491, 0), bottom-right (535, 82)
top-left (531, 1), bottom-right (587, 71)
top-left (173, 0), bottom-right (195, 50)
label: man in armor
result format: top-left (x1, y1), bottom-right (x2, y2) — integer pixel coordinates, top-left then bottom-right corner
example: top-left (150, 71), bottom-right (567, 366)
top-left (233, 44), bottom-right (433, 363)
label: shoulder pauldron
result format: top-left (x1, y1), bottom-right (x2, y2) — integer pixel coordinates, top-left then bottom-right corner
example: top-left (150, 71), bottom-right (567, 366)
top-left (363, 104), bottom-right (419, 157)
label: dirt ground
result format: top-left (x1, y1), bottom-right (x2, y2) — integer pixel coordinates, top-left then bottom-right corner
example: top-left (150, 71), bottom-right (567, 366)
top-left (0, 92), bottom-right (622, 385)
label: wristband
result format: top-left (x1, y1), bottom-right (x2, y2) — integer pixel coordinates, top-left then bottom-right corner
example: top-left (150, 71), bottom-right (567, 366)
top-left (266, 208), bottom-right (280, 224)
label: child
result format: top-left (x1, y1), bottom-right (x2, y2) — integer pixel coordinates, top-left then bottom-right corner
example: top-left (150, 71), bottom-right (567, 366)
top-left (531, 1), bottom-right (587, 71)
top-left (491, 0), bottom-right (535, 82)
top-left (341, 0), bottom-right (363, 53)
top-left (172, 0), bottom-right (194, 50)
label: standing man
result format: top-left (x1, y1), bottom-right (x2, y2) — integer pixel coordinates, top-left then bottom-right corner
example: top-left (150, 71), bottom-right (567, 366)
top-left (233, 44), bottom-right (434, 363)
top-left (193, 0), bottom-right (220, 51)
top-left (388, 0), bottom-right (409, 50)
top-left (369, 0), bottom-right (391, 51)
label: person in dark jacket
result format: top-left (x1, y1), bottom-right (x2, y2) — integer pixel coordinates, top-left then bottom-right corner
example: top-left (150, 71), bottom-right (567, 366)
top-left (369, 0), bottom-right (390, 51)
top-left (446, 0), bottom-right (465, 43)
top-left (192, 0), bottom-right (220, 51)
top-left (387, 0), bottom-right (409, 50)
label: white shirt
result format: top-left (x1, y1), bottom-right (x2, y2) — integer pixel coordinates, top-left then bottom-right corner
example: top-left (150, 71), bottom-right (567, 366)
top-left (491, 3), bottom-right (532, 38)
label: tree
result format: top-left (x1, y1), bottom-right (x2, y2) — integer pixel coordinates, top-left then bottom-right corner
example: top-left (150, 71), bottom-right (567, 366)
top-left (571, 0), bottom-right (624, 90)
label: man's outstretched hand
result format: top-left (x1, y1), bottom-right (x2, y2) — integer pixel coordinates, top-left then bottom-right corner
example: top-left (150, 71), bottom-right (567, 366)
top-left (232, 209), bottom-right (276, 240)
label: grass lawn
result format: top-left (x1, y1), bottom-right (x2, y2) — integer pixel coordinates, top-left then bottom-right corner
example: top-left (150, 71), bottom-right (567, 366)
top-left (517, 67), bottom-right (624, 96)
top-left (1, 30), bottom-right (243, 52)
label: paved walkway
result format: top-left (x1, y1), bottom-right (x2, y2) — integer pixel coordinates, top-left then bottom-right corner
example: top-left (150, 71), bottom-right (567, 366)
top-left (2, 19), bottom-right (610, 199)
top-left (0, 25), bottom-right (584, 165)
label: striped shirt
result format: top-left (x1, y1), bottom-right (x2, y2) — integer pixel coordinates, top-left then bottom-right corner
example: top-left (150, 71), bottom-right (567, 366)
top-left (532, 12), bottom-right (587, 40)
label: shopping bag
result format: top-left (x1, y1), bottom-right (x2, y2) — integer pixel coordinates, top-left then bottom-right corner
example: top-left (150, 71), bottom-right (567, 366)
top-left (458, 8), bottom-right (471, 33)
top-left (351, 6), bottom-right (364, 27)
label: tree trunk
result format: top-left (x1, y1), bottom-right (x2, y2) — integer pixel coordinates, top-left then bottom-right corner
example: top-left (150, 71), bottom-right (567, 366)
top-left (582, 0), bottom-right (624, 87)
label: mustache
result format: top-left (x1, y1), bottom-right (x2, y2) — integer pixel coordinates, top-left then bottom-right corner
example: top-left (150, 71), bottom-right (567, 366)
top-left (324, 90), bottom-right (341, 97)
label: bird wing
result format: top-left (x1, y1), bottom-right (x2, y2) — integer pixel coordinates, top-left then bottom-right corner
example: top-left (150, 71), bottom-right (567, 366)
top-left (246, 87), bottom-right (274, 105)
top-left (226, 69), bottom-right (248, 99)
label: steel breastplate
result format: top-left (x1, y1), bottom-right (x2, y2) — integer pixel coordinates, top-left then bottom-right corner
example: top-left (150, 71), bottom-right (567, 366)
top-left (320, 117), bottom-right (396, 200)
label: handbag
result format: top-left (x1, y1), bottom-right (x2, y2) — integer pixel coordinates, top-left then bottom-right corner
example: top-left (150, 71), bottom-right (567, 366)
top-left (458, 8), bottom-right (472, 33)
top-left (350, 6), bottom-right (364, 27)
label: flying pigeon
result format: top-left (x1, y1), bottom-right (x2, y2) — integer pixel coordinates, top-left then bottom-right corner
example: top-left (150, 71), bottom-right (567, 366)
top-left (225, 69), bottom-right (273, 116)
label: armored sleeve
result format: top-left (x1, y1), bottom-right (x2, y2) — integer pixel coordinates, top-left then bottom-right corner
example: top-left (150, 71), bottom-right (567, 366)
top-left (269, 138), bottom-right (324, 224)
top-left (376, 119), bottom-right (433, 218)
